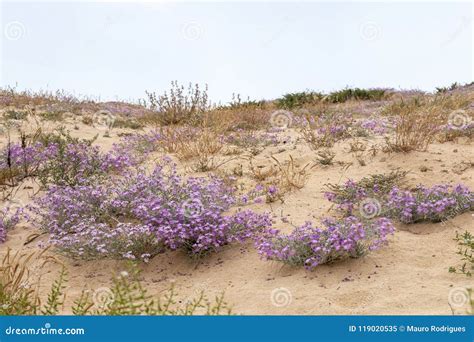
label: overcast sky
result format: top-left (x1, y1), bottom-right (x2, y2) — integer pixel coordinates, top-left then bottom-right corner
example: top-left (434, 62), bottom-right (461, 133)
top-left (1, 1), bottom-right (472, 104)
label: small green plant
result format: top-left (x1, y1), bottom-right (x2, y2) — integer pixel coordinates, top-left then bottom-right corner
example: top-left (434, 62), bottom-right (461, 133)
top-left (41, 268), bottom-right (67, 315)
top-left (226, 93), bottom-right (266, 109)
top-left (0, 249), bottom-right (65, 315)
top-left (113, 118), bottom-right (143, 130)
top-left (449, 231), bottom-right (474, 277)
top-left (3, 110), bottom-right (28, 121)
top-left (436, 82), bottom-right (460, 94)
top-left (39, 111), bottom-right (64, 122)
top-left (73, 267), bottom-right (232, 315)
top-left (0, 249), bottom-right (232, 316)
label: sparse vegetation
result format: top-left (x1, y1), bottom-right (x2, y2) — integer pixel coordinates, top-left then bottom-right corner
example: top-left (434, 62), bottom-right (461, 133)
top-left (0, 249), bottom-right (231, 315)
top-left (145, 81), bottom-right (210, 125)
top-left (449, 231), bottom-right (474, 277)
top-left (1, 82), bottom-right (473, 315)
top-left (276, 91), bottom-right (324, 109)
top-left (326, 88), bottom-right (387, 103)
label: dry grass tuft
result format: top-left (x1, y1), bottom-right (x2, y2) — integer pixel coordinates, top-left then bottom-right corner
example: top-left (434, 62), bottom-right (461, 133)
top-left (384, 94), bottom-right (472, 152)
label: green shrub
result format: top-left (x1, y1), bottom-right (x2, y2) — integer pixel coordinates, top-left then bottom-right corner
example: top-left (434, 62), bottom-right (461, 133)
top-left (449, 231), bottom-right (474, 277)
top-left (276, 91), bottom-right (324, 109)
top-left (326, 88), bottom-right (386, 103)
top-left (39, 111), bottom-right (64, 122)
top-left (3, 110), bottom-right (28, 121)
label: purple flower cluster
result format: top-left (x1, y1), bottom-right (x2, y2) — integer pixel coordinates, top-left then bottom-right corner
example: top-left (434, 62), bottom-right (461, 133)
top-left (301, 113), bottom-right (355, 147)
top-left (387, 184), bottom-right (473, 224)
top-left (256, 216), bottom-right (394, 269)
top-left (324, 178), bottom-right (473, 224)
top-left (323, 179), bottom-right (379, 216)
top-left (239, 184), bottom-right (281, 205)
top-left (0, 206), bottom-right (22, 243)
top-left (356, 117), bottom-right (393, 135)
top-left (108, 130), bottom-right (162, 165)
top-left (0, 142), bottom-right (56, 178)
top-left (30, 160), bottom-right (272, 260)
top-left (0, 140), bottom-right (133, 186)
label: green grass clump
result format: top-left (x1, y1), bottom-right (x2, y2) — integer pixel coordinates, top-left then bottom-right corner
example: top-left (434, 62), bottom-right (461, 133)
top-left (276, 91), bottom-right (324, 109)
top-left (326, 88), bottom-right (387, 103)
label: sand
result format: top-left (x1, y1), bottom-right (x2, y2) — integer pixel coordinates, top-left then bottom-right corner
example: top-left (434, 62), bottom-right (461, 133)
top-left (1, 106), bottom-right (473, 315)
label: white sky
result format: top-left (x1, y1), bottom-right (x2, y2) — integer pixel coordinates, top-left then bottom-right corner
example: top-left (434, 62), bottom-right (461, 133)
top-left (1, 1), bottom-right (472, 104)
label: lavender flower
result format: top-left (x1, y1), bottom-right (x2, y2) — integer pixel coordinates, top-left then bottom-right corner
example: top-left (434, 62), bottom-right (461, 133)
top-left (30, 160), bottom-right (272, 259)
top-left (0, 206), bottom-right (22, 243)
top-left (387, 184), bottom-right (473, 223)
top-left (256, 216), bottom-right (394, 270)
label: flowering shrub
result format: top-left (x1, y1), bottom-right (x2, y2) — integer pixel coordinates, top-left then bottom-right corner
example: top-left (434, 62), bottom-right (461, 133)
top-left (324, 175), bottom-right (473, 224)
top-left (30, 161), bottom-right (272, 260)
top-left (38, 142), bottom-right (131, 186)
top-left (0, 206), bottom-right (22, 243)
top-left (300, 113), bottom-right (354, 149)
top-left (0, 134), bottom-right (134, 187)
top-left (352, 117), bottom-right (394, 136)
top-left (239, 184), bottom-right (281, 205)
top-left (0, 142), bottom-right (54, 182)
top-left (324, 171), bottom-right (407, 216)
top-left (256, 216), bottom-right (394, 269)
top-left (386, 184), bottom-right (473, 224)
top-left (108, 130), bottom-right (162, 165)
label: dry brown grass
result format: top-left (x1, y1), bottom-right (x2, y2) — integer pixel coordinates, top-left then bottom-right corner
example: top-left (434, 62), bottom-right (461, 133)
top-left (271, 155), bottom-right (311, 191)
top-left (300, 111), bottom-right (354, 150)
top-left (384, 94), bottom-right (472, 152)
top-left (170, 124), bottom-right (239, 172)
top-left (245, 155), bottom-right (310, 203)
top-left (205, 105), bottom-right (273, 131)
top-left (248, 157), bottom-right (278, 182)
top-left (0, 248), bottom-right (63, 315)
